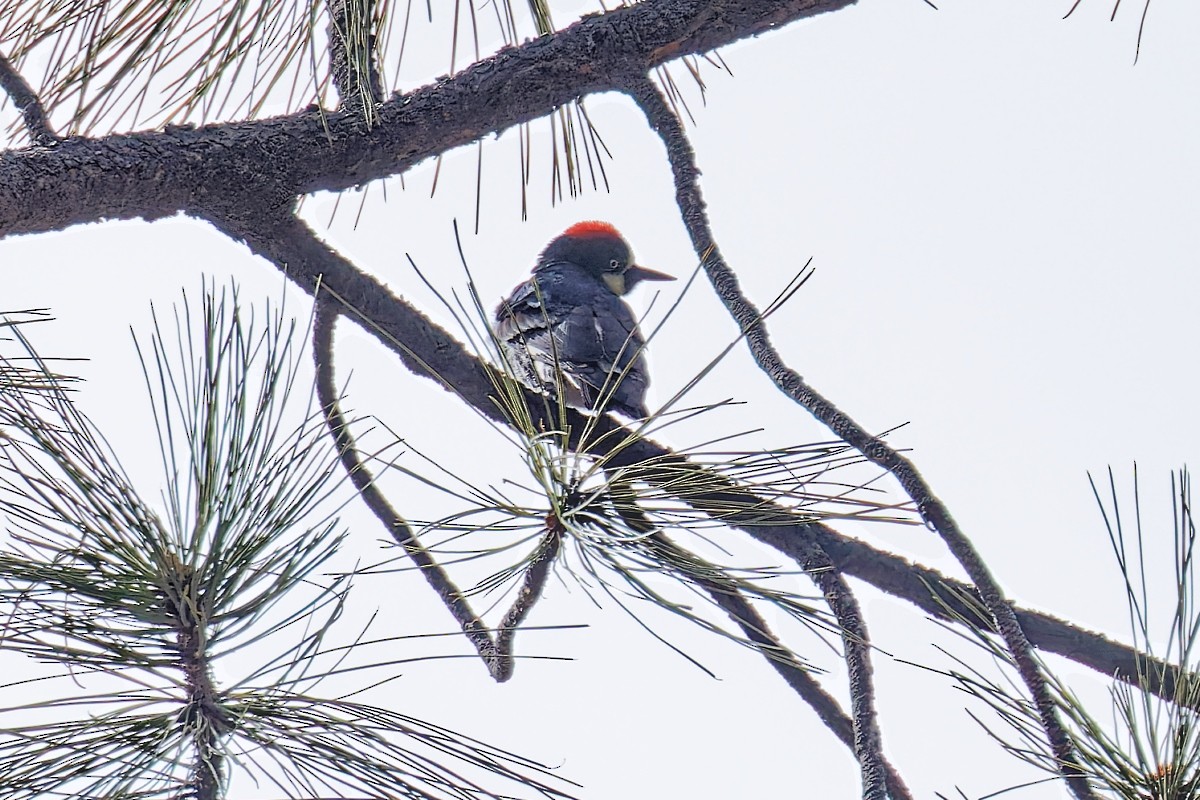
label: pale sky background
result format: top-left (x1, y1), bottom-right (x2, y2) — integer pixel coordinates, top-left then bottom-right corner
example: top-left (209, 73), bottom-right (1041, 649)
top-left (3, 0), bottom-right (1199, 797)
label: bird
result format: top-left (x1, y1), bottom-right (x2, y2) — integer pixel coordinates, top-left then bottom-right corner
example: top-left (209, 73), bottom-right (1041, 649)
top-left (494, 221), bottom-right (675, 419)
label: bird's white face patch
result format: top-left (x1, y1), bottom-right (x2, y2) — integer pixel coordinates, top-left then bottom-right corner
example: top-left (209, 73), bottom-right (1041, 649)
top-left (601, 273), bottom-right (626, 295)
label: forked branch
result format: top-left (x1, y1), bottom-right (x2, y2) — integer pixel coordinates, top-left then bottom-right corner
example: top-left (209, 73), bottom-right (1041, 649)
top-left (704, 574), bottom-right (913, 800)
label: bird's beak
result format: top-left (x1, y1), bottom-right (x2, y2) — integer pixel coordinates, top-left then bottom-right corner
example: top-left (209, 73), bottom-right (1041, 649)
top-left (602, 265), bottom-right (675, 295)
top-left (613, 264), bottom-right (675, 295)
top-left (626, 265), bottom-right (675, 284)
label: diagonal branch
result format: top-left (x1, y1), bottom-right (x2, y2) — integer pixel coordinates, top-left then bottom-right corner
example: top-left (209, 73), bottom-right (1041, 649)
top-left (710, 575), bottom-right (907, 800)
top-left (704, 577), bottom-right (913, 800)
top-left (657, 520), bottom-right (907, 796)
top-left (634, 491), bottom-right (894, 797)
top-left (202, 204), bottom-right (1187, 715)
top-left (612, 478), bottom-right (910, 800)
top-left (0, 51), bottom-right (58, 147)
top-left (624, 76), bottom-right (1099, 799)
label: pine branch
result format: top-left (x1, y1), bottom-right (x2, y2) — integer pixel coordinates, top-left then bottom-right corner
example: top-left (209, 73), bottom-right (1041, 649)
top-left (202, 203), bottom-right (1190, 717)
top-left (0, 0), bottom-right (857, 236)
top-left (0, 287), bottom-right (580, 800)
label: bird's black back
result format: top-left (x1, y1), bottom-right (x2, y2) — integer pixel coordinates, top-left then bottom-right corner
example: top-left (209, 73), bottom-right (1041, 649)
top-left (494, 261), bottom-right (652, 418)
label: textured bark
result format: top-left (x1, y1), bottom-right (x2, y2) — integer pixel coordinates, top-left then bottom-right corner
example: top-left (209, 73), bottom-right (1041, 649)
top-left (0, 0), bottom-right (855, 236)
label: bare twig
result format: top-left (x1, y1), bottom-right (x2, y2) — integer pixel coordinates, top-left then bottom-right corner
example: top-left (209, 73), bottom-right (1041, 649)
top-left (625, 75), bottom-right (1098, 799)
top-left (651, 516), bottom-right (893, 797)
top-left (696, 548), bottom-right (906, 796)
top-left (495, 528), bottom-right (561, 665)
top-left (0, 51), bottom-right (58, 146)
top-left (804, 544), bottom-right (889, 798)
top-left (1062, 0), bottom-right (1153, 63)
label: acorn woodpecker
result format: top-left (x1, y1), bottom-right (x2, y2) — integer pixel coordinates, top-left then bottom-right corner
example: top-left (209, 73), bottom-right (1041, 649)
top-left (494, 221), bottom-right (675, 418)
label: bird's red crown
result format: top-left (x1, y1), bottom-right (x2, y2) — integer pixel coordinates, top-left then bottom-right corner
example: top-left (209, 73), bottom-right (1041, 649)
top-left (562, 220), bottom-right (622, 240)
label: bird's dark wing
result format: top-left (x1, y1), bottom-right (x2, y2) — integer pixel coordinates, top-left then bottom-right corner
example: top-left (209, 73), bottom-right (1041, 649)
top-left (494, 269), bottom-right (652, 418)
top-left (494, 279), bottom-right (544, 342)
top-left (557, 301), bottom-right (650, 417)
top-left (494, 279), bottom-right (566, 395)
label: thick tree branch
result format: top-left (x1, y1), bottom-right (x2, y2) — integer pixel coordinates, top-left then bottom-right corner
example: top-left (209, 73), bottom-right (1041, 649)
top-left (204, 204), bottom-right (1185, 713)
top-left (0, 0), bottom-right (856, 236)
top-left (625, 77), bottom-right (1099, 799)
top-left (0, 52), bottom-right (57, 147)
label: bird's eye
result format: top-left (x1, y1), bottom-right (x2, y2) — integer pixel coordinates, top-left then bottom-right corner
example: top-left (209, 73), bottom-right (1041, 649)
top-left (608, 259), bottom-right (623, 272)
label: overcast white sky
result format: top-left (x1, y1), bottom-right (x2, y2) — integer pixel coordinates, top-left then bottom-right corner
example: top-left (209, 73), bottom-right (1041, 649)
top-left (3, 0), bottom-right (1199, 797)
